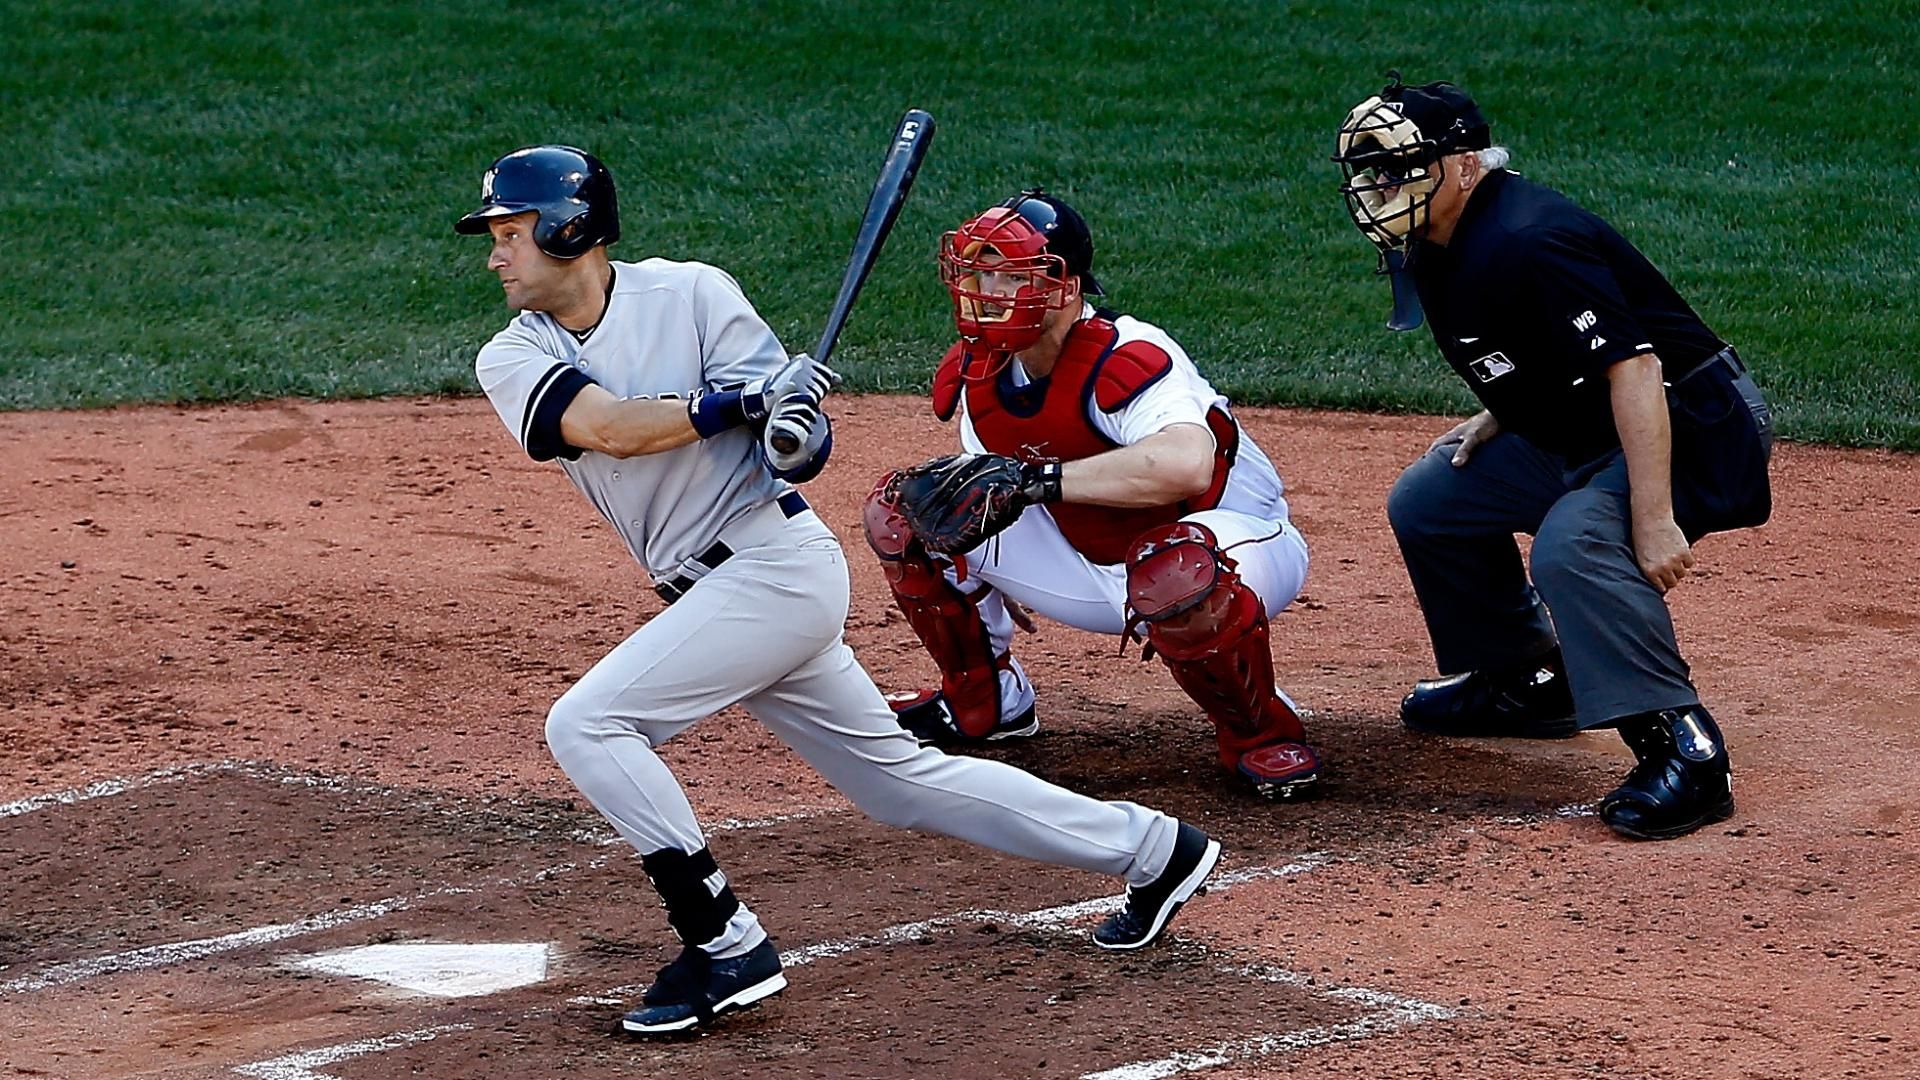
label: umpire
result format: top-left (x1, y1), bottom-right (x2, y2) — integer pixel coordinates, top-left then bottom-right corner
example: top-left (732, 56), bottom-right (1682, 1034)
top-left (1331, 74), bottom-right (1774, 840)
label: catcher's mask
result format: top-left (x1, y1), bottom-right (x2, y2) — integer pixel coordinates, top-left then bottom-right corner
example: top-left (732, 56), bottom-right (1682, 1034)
top-left (1332, 73), bottom-right (1489, 265)
top-left (939, 188), bottom-right (1103, 372)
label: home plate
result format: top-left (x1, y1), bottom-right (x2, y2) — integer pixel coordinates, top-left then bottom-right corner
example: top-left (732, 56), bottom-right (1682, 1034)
top-left (289, 942), bottom-right (551, 998)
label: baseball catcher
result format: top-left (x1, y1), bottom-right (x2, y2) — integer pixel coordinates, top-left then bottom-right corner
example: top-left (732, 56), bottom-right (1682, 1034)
top-left (865, 189), bottom-right (1320, 798)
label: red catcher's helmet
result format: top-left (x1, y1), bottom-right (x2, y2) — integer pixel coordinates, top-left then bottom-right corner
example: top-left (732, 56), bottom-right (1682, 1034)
top-left (939, 189), bottom-right (1095, 369)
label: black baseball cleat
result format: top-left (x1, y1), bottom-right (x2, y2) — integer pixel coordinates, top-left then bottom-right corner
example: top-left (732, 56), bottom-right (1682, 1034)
top-left (622, 938), bottom-right (787, 1035)
top-left (1400, 649), bottom-right (1578, 739)
top-left (885, 688), bottom-right (1039, 746)
top-left (638, 945), bottom-right (706, 1007)
top-left (1094, 822), bottom-right (1222, 950)
top-left (1599, 707), bottom-right (1735, 841)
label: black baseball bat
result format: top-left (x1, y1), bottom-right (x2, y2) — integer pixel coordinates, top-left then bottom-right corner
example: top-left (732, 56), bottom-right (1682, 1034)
top-left (1383, 248), bottom-right (1425, 332)
top-left (768, 108), bottom-right (937, 454)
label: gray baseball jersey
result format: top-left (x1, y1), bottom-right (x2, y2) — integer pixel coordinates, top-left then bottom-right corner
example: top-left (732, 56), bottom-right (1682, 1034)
top-left (476, 258), bottom-right (789, 577)
top-left (477, 256), bottom-right (1184, 964)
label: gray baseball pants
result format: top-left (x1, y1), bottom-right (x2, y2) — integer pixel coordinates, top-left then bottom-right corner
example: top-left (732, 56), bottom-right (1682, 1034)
top-left (541, 500), bottom-right (1180, 955)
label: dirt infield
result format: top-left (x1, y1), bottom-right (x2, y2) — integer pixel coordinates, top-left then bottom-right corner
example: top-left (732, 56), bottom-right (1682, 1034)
top-left (2, 395), bottom-right (1916, 1079)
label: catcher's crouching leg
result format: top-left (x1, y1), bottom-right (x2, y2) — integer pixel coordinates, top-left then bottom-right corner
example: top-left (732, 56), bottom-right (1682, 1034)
top-left (1125, 522), bottom-right (1321, 798)
top-left (863, 472), bottom-right (1035, 744)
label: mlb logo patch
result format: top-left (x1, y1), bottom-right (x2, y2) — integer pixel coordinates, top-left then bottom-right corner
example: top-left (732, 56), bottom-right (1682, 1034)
top-left (1469, 351), bottom-right (1515, 382)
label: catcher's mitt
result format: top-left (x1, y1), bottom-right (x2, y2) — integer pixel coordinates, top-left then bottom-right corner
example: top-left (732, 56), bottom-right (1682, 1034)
top-left (890, 452), bottom-right (1062, 555)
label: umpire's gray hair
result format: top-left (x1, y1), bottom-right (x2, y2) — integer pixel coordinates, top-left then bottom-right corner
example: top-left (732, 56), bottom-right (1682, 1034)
top-left (1477, 145), bottom-right (1512, 171)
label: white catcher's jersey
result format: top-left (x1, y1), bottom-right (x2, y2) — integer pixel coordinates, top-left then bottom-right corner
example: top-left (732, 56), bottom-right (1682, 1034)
top-left (475, 259), bottom-right (791, 577)
top-left (957, 305), bottom-right (1292, 526)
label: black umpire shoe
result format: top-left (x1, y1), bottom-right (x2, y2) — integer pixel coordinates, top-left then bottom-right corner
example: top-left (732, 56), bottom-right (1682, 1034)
top-left (1094, 822), bottom-right (1222, 950)
top-left (622, 938), bottom-right (787, 1035)
top-left (1400, 648), bottom-right (1578, 739)
top-left (885, 688), bottom-right (1040, 746)
top-left (1599, 707), bottom-right (1735, 841)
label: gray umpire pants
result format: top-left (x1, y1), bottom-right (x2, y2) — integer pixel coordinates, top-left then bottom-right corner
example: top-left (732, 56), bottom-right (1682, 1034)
top-left (1385, 351), bottom-right (1772, 728)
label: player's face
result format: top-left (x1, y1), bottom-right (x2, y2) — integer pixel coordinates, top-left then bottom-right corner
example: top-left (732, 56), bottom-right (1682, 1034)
top-left (970, 249), bottom-right (1028, 317)
top-left (485, 213), bottom-right (563, 311)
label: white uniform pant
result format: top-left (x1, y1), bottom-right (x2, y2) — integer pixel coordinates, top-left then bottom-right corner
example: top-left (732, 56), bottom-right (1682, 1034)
top-left (543, 502), bottom-right (1181, 956)
top-left (947, 505), bottom-right (1311, 716)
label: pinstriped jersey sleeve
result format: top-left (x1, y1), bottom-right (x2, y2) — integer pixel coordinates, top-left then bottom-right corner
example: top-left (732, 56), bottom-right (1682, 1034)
top-left (475, 320), bottom-right (598, 462)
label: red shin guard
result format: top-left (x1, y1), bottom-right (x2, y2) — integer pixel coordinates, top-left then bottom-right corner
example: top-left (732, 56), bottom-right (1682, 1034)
top-left (1125, 523), bottom-right (1308, 769)
top-left (864, 472), bottom-right (1005, 738)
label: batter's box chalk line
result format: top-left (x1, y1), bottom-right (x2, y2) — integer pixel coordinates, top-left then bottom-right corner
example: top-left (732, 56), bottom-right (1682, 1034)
top-left (0, 758), bottom-right (432, 821)
top-left (575, 851), bottom-right (1341, 1004)
top-left (231, 1024), bottom-right (475, 1080)
top-left (0, 760), bottom-right (231, 818)
top-left (0, 760), bottom-right (849, 997)
top-left (247, 849), bottom-right (1449, 1080)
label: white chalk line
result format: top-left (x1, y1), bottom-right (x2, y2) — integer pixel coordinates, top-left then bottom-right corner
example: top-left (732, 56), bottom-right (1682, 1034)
top-left (570, 851), bottom-right (1339, 1005)
top-left (0, 851), bottom-right (613, 998)
top-left (539, 847), bottom-right (1454, 1080)
top-left (0, 897), bottom-right (416, 995)
top-left (1079, 1003), bottom-right (1448, 1080)
top-left (2, 760), bottom-right (847, 998)
top-left (13, 758), bottom-right (1549, 1076)
top-left (0, 849), bottom-right (619, 996)
top-left (0, 758), bottom-right (432, 820)
top-left (0, 761), bottom-right (229, 818)
top-left (232, 1024), bottom-right (474, 1080)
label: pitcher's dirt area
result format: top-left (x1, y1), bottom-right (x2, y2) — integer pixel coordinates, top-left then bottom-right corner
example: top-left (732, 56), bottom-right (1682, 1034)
top-left (1, 395), bottom-right (1914, 1079)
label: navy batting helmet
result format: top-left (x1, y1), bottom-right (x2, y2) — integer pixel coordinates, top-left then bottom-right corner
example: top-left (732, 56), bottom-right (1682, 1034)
top-left (454, 145), bottom-right (620, 259)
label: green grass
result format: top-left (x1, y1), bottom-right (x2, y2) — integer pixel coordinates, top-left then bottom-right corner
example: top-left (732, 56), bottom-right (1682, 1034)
top-left (2, 0), bottom-right (1915, 448)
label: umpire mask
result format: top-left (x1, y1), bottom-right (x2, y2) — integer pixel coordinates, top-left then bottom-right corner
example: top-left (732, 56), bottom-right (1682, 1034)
top-left (1332, 73), bottom-right (1489, 261)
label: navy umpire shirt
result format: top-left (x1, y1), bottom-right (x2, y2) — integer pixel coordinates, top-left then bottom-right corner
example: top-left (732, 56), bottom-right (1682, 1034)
top-left (1410, 170), bottom-right (1727, 465)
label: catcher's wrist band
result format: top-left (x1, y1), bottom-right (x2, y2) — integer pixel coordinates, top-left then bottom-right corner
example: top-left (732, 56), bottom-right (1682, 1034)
top-left (687, 388), bottom-right (751, 439)
top-left (1023, 461), bottom-right (1064, 504)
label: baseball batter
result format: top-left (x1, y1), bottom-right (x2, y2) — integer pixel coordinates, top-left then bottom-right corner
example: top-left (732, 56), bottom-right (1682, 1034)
top-left (865, 190), bottom-right (1321, 798)
top-left (456, 146), bottom-right (1223, 1036)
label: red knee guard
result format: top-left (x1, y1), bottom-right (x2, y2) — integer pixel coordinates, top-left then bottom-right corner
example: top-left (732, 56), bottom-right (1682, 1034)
top-left (1125, 523), bottom-right (1310, 770)
top-left (865, 472), bottom-right (1005, 738)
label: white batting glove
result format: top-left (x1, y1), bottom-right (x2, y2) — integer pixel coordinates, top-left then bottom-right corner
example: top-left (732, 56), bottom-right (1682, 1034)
top-left (762, 395), bottom-right (827, 474)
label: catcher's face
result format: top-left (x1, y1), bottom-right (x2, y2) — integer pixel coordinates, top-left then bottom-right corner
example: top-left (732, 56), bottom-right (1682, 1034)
top-left (1332, 95), bottom-right (1445, 256)
top-left (940, 208), bottom-right (1074, 353)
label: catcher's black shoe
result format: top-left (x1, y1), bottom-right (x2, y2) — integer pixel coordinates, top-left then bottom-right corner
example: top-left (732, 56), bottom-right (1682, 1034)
top-left (622, 939), bottom-right (786, 1035)
top-left (885, 689), bottom-right (1039, 746)
top-left (1094, 822), bottom-right (1221, 950)
top-left (1599, 707), bottom-right (1734, 841)
top-left (1400, 648), bottom-right (1578, 739)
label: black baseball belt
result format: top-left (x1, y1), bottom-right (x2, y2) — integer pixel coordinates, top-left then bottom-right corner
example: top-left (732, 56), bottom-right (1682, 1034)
top-left (654, 491), bottom-right (810, 606)
top-left (1670, 346), bottom-right (1745, 386)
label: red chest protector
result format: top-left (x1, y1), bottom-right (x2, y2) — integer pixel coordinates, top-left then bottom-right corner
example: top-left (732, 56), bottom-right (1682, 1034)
top-left (931, 314), bottom-right (1238, 565)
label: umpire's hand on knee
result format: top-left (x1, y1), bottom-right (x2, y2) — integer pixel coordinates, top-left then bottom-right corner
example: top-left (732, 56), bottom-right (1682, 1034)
top-left (1632, 514), bottom-right (1695, 593)
top-left (1432, 410), bottom-right (1500, 466)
